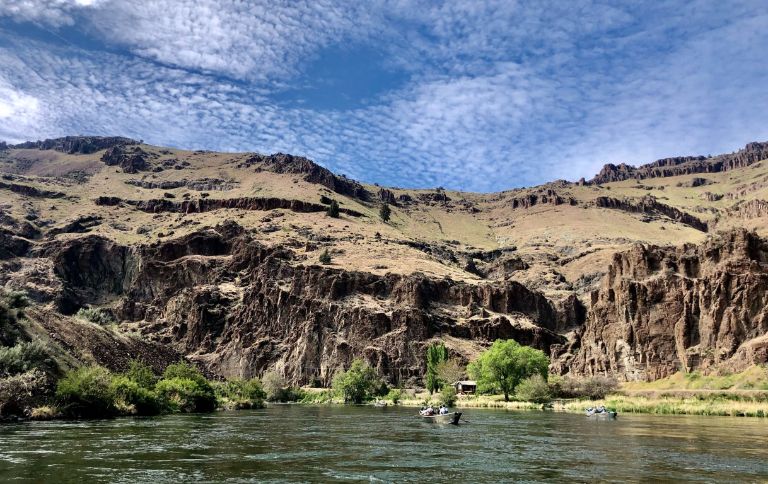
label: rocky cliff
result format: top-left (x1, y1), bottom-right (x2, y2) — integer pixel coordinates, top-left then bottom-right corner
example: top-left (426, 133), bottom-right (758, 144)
top-left (554, 230), bottom-right (768, 380)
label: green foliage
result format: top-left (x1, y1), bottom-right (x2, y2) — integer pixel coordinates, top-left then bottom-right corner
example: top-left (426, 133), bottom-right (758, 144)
top-left (326, 200), bottom-right (340, 218)
top-left (110, 376), bottom-right (162, 415)
top-left (299, 389), bottom-right (334, 404)
top-left (56, 366), bottom-right (116, 418)
top-left (439, 384), bottom-right (457, 407)
top-left (261, 370), bottom-right (304, 402)
top-left (319, 249), bottom-right (332, 265)
top-left (213, 378), bottom-right (266, 409)
top-left (157, 361), bottom-right (216, 412)
top-left (75, 307), bottom-right (115, 325)
top-left (515, 374), bottom-right (552, 403)
top-left (425, 342), bottom-right (449, 394)
top-left (124, 360), bottom-right (156, 389)
top-left (379, 203), bottom-right (391, 222)
top-left (386, 388), bottom-right (403, 404)
top-left (155, 377), bottom-right (216, 413)
top-left (0, 340), bottom-right (53, 377)
top-left (332, 359), bottom-right (381, 404)
top-left (468, 339), bottom-right (549, 401)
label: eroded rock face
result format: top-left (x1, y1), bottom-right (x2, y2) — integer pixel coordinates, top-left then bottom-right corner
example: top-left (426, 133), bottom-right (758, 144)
top-left (15, 222), bottom-right (571, 385)
top-left (591, 142), bottom-right (768, 184)
top-left (101, 145), bottom-right (150, 173)
top-left (10, 136), bottom-right (137, 154)
top-left (556, 230), bottom-right (768, 380)
top-left (594, 195), bottom-right (708, 232)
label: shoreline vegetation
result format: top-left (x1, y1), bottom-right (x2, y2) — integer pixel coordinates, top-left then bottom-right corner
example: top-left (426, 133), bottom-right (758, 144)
top-left (3, 288), bottom-right (768, 421)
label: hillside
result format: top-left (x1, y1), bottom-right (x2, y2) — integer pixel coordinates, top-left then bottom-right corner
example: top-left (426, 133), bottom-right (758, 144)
top-left (2, 136), bottom-right (768, 384)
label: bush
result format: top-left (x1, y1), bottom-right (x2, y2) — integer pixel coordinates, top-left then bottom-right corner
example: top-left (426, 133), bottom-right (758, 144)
top-left (439, 384), bottom-right (457, 407)
top-left (0, 340), bottom-right (53, 377)
top-left (0, 369), bottom-right (49, 417)
top-left (56, 366), bottom-right (116, 418)
top-left (379, 203), bottom-right (391, 222)
top-left (300, 389), bottom-right (334, 404)
top-left (558, 375), bottom-right (619, 399)
top-left (333, 359), bottom-right (381, 404)
top-left (326, 200), bottom-right (340, 218)
top-left (155, 378), bottom-right (216, 413)
top-left (124, 360), bottom-right (156, 389)
top-left (0, 290), bottom-right (29, 346)
top-left (157, 361), bottom-right (216, 412)
top-left (75, 307), bottom-right (115, 325)
top-left (515, 375), bottom-right (552, 403)
top-left (213, 378), bottom-right (266, 409)
top-left (386, 388), bottom-right (403, 404)
top-left (29, 405), bottom-right (59, 420)
top-left (110, 375), bottom-right (162, 415)
top-left (319, 249), bottom-right (332, 265)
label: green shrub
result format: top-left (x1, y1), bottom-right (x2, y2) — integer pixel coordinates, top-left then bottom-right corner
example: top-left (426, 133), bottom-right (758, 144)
top-left (110, 375), bottom-right (162, 415)
top-left (386, 388), bottom-right (403, 404)
top-left (439, 384), bottom-right (457, 407)
top-left (124, 360), bottom-right (156, 389)
top-left (213, 378), bottom-right (266, 409)
top-left (332, 359), bottom-right (381, 404)
top-left (515, 374), bottom-right (552, 403)
top-left (261, 371), bottom-right (304, 402)
top-left (326, 200), bottom-right (340, 218)
top-left (319, 249), bottom-right (332, 265)
top-left (56, 366), bottom-right (116, 418)
top-left (300, 389), bottom-right (334, 404)
top-left (0, 340), bottom-right (53, 377)
top-left (155, 378), bottom-right (216, 413)
top-left (75, 307), bottom-right (115, 325)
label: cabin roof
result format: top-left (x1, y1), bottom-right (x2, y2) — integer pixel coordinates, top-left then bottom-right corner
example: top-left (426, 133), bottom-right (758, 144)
top-left (453, 380), bottom-right (477, 386)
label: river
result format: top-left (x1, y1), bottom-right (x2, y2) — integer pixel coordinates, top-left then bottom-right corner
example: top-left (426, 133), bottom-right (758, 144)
top-left (1, 405), bottom-right (766, 482)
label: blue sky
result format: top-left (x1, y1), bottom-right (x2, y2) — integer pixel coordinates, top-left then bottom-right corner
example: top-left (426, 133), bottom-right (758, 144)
top-left (0, 1), bottom-right (767, 192)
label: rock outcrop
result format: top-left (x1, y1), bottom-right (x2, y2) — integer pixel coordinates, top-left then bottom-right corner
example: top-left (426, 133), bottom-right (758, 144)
top-left (594, 195), bottom-right (708, 232)
top-left (10, 223), bottom-right (576, 385)
top-left (10, 136), bottom-right (138, 154)
top-left (591, 142), bottom-right (768, 184)
top-left (555, 230), bottom-right (768, 380)
top-left (101, 145), bottom-right (150, 173)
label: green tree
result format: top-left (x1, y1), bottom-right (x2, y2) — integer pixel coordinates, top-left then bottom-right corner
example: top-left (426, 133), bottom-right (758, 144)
top-left (379, 203), bottom-right (391, 222)
top-left (332, 359), bottom-right (380, 404)
top-left (326, 200), bottom-right (340, 218)
top-left (319, 249), bottom-right (332, 265)
top-left (425, 342), bottom-right (449, 394)
top-left (124, 360), bottom-right (156, 389)
top-left (468, 339), bottom-right (549, 401)
top-left (157, 361), bottom-right (216, 412)
top-left (435, 358), bottom-right (465, 388)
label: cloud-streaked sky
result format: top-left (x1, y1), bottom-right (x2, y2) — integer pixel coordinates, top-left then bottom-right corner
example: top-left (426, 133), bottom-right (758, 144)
top-left (1, 1), bottom-right (766, 191)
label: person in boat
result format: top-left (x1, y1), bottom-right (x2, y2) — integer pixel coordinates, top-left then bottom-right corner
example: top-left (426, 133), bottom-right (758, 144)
top-left (439, 405), bottom-right (449, 415)
top-left (421, 406), bottom-right (435, 416)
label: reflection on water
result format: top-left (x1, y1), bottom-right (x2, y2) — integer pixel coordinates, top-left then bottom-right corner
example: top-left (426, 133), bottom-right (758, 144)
top-left (1, 405), bottom-right (767, 482)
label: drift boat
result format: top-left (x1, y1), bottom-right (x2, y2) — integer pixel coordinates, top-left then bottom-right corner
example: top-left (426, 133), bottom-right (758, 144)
top-left (420, 411), bottom-right (463, 425)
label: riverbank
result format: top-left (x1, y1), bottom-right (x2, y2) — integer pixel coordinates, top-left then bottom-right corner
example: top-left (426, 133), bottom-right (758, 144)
top-left (396, 389), bottom-right (768, 417)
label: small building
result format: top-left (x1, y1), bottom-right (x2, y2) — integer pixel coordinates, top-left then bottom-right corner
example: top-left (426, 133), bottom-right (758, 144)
top-left (453, 380), bottom-right (477, 394)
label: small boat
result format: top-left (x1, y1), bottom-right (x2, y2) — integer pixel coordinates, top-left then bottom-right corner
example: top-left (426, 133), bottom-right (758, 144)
top-left (420, 411), bottom-right (463, 425)
top-left (586, 408), bottom-right (618, 419)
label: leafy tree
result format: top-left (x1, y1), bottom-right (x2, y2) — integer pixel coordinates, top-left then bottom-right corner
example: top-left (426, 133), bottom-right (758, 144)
top-left (319, 249), bottom-right (332, 265)
top-left (332, 359), bottom-right (380, 404)
top-left (468, 339), bottom-right (549, 401)
top-left (157, 361), bottom-right (216, 412)
top-left (435, 358), bottom-right (465, 387)
top-left (326, 200), bottom-right (340, 218)
top-left (379, 203), bottom-right (391, 222)
top-left (425, 342), bottom-right (449, 394)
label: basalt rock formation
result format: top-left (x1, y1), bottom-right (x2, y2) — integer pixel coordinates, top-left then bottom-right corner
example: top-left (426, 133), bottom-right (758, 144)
top-left (10, 136), bottom-right (137, 154)
top-left (17, 222), bottom-right (573, 385)
top-left (594, 195), bottom-right (708, 232)
top-left (554, 230), bottom-right (768, 380)
top-left (591, 142), bottom-right (768, 184)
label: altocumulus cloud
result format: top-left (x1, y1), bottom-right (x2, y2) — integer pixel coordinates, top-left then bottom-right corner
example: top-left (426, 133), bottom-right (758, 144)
top-left (0, 0), bottom-right (767, 191)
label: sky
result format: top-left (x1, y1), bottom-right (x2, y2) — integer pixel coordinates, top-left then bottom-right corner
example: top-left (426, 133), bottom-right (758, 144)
top-left (0, 1), bottom-right (767, 192)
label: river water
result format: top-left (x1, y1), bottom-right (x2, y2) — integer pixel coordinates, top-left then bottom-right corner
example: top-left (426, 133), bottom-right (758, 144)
top-left (1, 405), bottom-right (766, 482)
